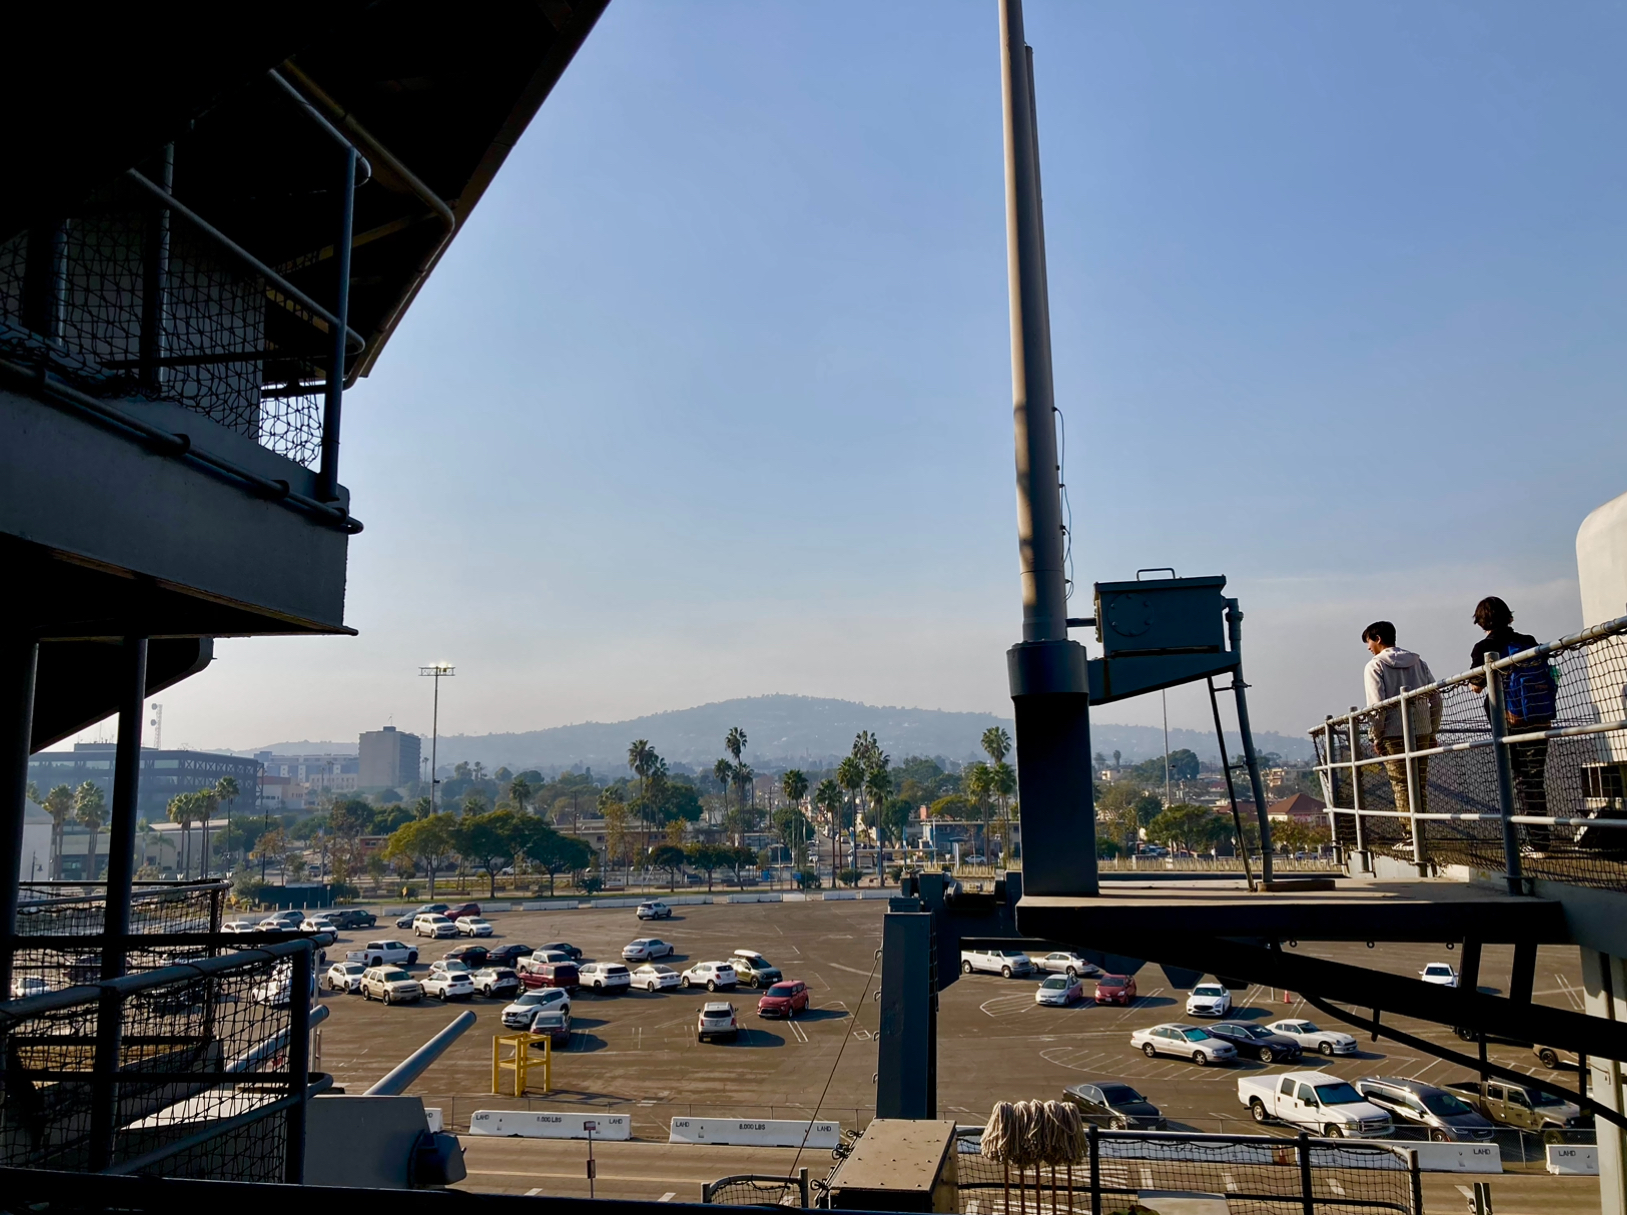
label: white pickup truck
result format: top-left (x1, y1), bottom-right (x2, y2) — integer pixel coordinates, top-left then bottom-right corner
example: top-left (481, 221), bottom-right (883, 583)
top-left (1238, 1071), bottom-right (1393, 1138)
top-left (345, 940), bottom-right (419, 968)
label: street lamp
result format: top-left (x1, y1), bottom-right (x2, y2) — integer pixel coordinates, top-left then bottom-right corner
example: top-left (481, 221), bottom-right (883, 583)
top-left (419, 663), bottom-right (455, 812)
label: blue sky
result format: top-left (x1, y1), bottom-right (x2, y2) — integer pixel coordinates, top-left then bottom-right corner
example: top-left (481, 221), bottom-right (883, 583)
top-left (136, 0), bottom-right (1627, 753)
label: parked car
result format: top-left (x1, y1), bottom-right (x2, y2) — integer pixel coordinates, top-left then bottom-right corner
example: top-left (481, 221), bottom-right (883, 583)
top-left (301, 915), bottom-right (340, 934)
top-left (537, 941), bottom-right (583, 961)
top-left (455, 916), bottom-right (494, 937)
top-left (579, 962), bottom-right (632, 992)
top-left (323, 961), bottom-right (367, 993)
top-left (961, 949), bottom-right (1035, 978)
top-left (502, 987), bottom-right (572, 1029)
top-left (252, 960), bottom-right (316, 1007)
top-left (471, 967), bottom-right (520, 998)
top-left (622, 938), bottom-right (676, 962)
top-left (9, 975), bottom-right (51, 999)
top-left (1239, 1072), bottom-right (1393, 1137)
top-left (1062, 1082), bottom-right (1166, 1130)
top-left (427, 959), bottom-right (471, 978)
top-left (345, 940), bottom-right (419, 968)
top-left (1534, 1044), bottom-right (1578, 1070)
top-left (261, 910), bottom-right (305, 928)
top-left (413, 914), bottom-right (458, 939)
top-left (529, 949), bottom-right (575, 967)
top-left (443, 944), bottom-right (491, 969)
top-left (632, 964), bottom-right (681, 992)
top-left (682, 961), bottom-right (738, 991)
top-left (329, 908), bottom-right (377, 930)
top-left (221, 920), bottom-right (260, 934)
top-left (1032, 951), bottom-right (1100, 979)
top-left (1185, 982), bottom-right (1233, 1017)
top-left (1131, 1023), bottom-right (1238, 1067)
top-left (1266, 1018), bottom-right (1358, 1057)
top-left (1035, 975), bottom-right (1084, 1006)
top-left (1095, 974), bottom-right (1137, 1005)
top-left (1355, 1078), bottom-right (1496, 1142)
top-left (1419, 962), bottom-right (1460, 988)
top-left (422, 969), bottom-right (475, 1001)
top-left (396, 903), bottom-right (450, 929)
top-left (1445, 1079), bottom-right (1591, 1141)
top-left (444, 902), bottom-right (481, 920)
top-left (758, 980), bottom-right (810, 1018)
top-left (637, 900), bottom-right (673, 920)
top-left (731, 950), bottom-right (782, 988)
top-left (361, 966), bottom-right (422, 1004)
top-left (519, 961), bottom-right (579, 991)
top-left (698, 1001), bottom-right (739, 1042)
top-left (486, 944), bottom-right (533, 967)
top-left (1206, 1022), bottom-right (1303, 1064)
top-left (530, 1006), bottom-right (572, 1046)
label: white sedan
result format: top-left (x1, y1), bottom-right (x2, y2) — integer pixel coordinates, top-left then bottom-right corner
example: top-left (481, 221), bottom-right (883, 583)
top-left (428, 959), bottom-right (471, 979)
top-left (1419, 962), bottom-right (1459, 987)
top-left (323, 961), bottom-right (367, 993)
top-left (456, 916), bottom-right (494, 937)
top-left (421, 970), bottom-right (474, 1000)
top-left (632, 964), bottom-right (681, 992)
top-left (622, 938), bottom-right (676, 961)
top-left (1032, 951), bottom-right (1100, 979)
top-left (1266, 1019), bottom-right (1359, 1056)
top-left (1035, 975), bottom-right (1084, 1006)
top-left (1130, 1023), bottom-right (1238, 1067)
top-left (1185, 983), bottom-right (1233, 1017)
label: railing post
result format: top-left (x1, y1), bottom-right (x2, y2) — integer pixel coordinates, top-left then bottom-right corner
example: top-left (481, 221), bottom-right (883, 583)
top-left (1486, 653), bottom-right (1523, 894)
top-left (138, 144), bottom-right (173, 390)
top-left (799, 1166), bottom-right (811, 1208)
top-left (317, 145), bottom-right (358, 504)
top-left (1087, 1122), bottom-right (1101, 1215)
top-left (0, 633), bottom-right (39, 1003)
top-left (1348, 711), bottom-right (1366, 864)
top-left (1408, 1147), bottom-right (1423, 1215)
top-left (284, 942), bottom-right (313, 1183)
top-left (1399, 687), bottom-right (1426, 873)
top-left (1296, 1131), bottom-right (1314, 1215)
top-left (22, 221), bottom-right (68, 343)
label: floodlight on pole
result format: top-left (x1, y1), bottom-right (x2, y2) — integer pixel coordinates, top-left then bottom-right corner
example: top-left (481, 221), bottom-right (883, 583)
top-left (419, 663), bottom-right (455, 812)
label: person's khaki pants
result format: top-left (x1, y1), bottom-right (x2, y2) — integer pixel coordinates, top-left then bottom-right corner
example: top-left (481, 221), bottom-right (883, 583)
top-left (1375, 735), bottom-right (1434, 815)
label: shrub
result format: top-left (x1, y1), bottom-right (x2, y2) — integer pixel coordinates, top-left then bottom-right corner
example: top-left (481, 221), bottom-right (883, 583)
top-left (838, 868), bottom-right (862, 888)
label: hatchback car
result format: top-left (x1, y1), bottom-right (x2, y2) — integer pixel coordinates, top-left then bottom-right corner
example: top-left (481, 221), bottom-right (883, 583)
top-left (682, 961), bottom-right (738, 991)
top-left (1207, 1021), bottom-right (1303, 1064)
top-left (421, 969), bottom-right (474, 1001)
top-left (1185, 983), bottom-right (1233, 1017)
top-left (502, 987), bottom-right (572, 1029)
top-left (579, 962), bottom-right (632, 992)
top-left (1062, 1082), bottom-right (1166, 1130)
top-left (698, 1001), bottom-right (739, 1042)
top-left (731, 950), bottom-right (783, 988)
top-left (1267, 1018), bottom-right (1359, 1056)
top-left (758, 980), bottom-right (810, 1018)
top-left (1036, 975), bottom-right (1084, 1006)
top-left (1130, 1023), bottom-right (1237, 1066)
top-left (637, 901), bottom-right (672, 920)
top-left (456, 916), bottom-right (494, 937)
top-left (323, 961), bottom-right (367, 993)
top-left (1095, 974), bottom-right (1137, 1005)
top-left (622, 938), bottom-right (676, 962)
top-left (471, 967), bottom-right (521, 998)
top-left (632, 964), bottom-right (681, 992)
top-left (1356, 1077), bottom-right (1496, 1141)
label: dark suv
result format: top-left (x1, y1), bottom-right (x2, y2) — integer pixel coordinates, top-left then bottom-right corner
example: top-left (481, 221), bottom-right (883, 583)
top-left (1063, 1082), bottom-right (1165, 1130)
top-left (1207, 1022), bottom-right (1304, 1065)
top-left (330, 909), bottom-right (377, 930)
top-left (1356, 1078), bottom-right (1496, 1142)
top-left (488, 944), bottom-right (534, 967)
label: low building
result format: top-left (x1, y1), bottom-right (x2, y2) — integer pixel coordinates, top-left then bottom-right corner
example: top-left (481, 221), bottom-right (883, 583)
top-left (28, 744), bottom-right (261, 829)
top-left (1266, 793), bottom-right (1327, 822)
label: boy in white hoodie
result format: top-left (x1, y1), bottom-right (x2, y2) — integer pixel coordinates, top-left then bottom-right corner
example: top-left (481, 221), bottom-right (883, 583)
top-left (1361, 621), bottom-right (1443, 817)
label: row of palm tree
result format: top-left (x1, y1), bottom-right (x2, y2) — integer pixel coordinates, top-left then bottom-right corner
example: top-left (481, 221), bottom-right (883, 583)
top-left (37, 782), bottom-right (106, 879)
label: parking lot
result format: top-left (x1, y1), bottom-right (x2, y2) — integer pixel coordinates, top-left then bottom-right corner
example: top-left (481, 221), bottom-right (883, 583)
top-left (314, 894), bottom-right (1590, 1150)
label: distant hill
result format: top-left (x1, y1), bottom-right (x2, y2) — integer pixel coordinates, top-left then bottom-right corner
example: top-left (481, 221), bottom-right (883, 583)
top-left (260, 694), bottom-right (1311, 775)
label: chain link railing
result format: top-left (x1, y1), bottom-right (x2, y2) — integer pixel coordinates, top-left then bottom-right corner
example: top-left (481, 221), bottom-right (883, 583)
top-left (1311, 614), bottom-right (1627, 892)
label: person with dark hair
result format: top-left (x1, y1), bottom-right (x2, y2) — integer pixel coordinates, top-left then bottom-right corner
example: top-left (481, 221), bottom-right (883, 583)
top-left (1468, 597), bottom-right (1553, 854)
top-left (1362, 621), bottom-right (1443, 821)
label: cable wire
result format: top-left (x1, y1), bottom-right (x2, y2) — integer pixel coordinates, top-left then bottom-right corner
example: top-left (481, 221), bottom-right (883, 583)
top-left (791, 944), bottom-right (883, 1179)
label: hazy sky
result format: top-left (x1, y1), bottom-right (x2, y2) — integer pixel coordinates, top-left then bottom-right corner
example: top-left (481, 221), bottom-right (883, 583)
top-left (120, 0), bottom-right (1627, 755)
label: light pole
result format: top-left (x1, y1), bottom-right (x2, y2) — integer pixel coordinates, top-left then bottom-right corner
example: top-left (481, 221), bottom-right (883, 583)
top-left (419, 663), bottom-right (455, 813)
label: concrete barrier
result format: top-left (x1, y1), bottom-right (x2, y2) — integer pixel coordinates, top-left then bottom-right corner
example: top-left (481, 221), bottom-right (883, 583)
top-left (669, 1116), bottom-right (841, 1148)
top-left (1411, 1142), bottom-right (1500, 1173)
top-left (425, 1107), bottom-right (443, 1133)
top-left (1547, 1144), bottom-right (1599, 1175)
top-left (726, 892), bottom-right (782, 904)
top-left (857, 890), bottom-right (893, 899)
top-left (468, 1110), bottom-right (632, 1140)
top-left (824, 891), bottom-right (857, 901)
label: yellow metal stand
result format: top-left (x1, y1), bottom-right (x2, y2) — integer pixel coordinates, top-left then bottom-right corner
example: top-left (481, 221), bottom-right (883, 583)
top-left (492, 1031), bottom-right (553, 1096)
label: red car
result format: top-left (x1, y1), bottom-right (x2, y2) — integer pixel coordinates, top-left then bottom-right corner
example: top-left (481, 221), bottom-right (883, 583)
top-left (1095, 974), bottom-right (1137, 1006)
top-left (445, 902), bottom-right (481, 920)
top-left (519, 961), bottom-right (579, 991)
top-left (757, 980), bottom-right (810, 1018)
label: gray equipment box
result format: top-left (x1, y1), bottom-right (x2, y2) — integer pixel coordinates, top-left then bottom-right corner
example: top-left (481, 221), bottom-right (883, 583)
top-left (1094, 575), bottom-right (1227, 659)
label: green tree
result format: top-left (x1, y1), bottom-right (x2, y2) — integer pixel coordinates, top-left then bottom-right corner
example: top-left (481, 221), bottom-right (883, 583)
top-left (530, 826), bottom-right (594, 897)
top-left (167, 791), bottom-right (198, 878)
top-left (713, 758), bottom-right (735, 821)
top-left (990, 760), bottom-right (1017, 859)
top-left (1146, 803), bottom-right (1226, 853)
top-left (508, 774), bottom-right (534, 815)
top-left (72, 781), bottom-right (107, 879)
top-left (728, 763), bottom-right (756, 842)
top-left (981, 727), bottom-right (1012, 765)
top-left (1096, 784), bottom-right (1162, 852)
top-left (685, 841), bottom-right (726, 891)
top-left (928, 793), bottom-right (972, 818)
top-left (650, 843), bottom-right (687, 889)
top-left (384, 814), bottom-right (458, 897)
top-left (215, 776), bottom-right (241, 871)
top-left (456, 809), bottom-right (525, 897)
top-left (864, 763), bottom-right (891, 880)
top-left (835, 756), bottom-right (864, 871)
top-left (781, 769), bottom-right (809, 809)
top-left (724, 843), bottom-right (757, 887)
top-left (628, 739), bottom-right (656, 850)
top-left (963, 762), bottom-right (992, 857)
top-left (42, 784), bottom-right (73, 879)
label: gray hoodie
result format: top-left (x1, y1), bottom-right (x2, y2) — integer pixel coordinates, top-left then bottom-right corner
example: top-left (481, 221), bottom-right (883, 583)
top-left (1363, 647), bottom-right (1443, 740)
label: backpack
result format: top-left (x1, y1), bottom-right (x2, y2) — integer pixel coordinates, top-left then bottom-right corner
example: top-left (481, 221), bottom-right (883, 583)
top-left (1501, 643), bottom-right (1557, 723)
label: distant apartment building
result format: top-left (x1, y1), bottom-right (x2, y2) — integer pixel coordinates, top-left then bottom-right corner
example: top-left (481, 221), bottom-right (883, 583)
top-left (29, 744), bottom-right (262, 831)
top-left (254, 752), bottom-right (359, 811)
top-left (358, 727), bottom-right (420, 791)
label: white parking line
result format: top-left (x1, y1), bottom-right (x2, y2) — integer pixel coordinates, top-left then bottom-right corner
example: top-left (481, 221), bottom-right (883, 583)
top-left (658, 1193), bottom-right (677, 1202)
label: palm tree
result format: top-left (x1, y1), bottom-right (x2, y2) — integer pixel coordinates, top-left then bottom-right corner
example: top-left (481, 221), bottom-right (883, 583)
top-left (730, 764), bottom-right (755, 843)
top-left (814, 778), bottom-right (842, 881)
top-left (509, 775), bottom-right (533, 815)
top-left (196, 787), bottom-right (220, 878)
top-left (781, 769), bottom-right (809, 808)
top-left (713, 757), bottom-right (734, 822)
top-left (964, 762), bottom-right (992, 861)
top-left (42, 784), bottom-right (73, 879)
top-left (628, 739), bottom-right (656, 853)
top-left (981, 727), bottom-right (1012, 766)
top-left (864, 764), bottom-right (891, 881)
top-left (168, 792), bottom-right (196, 878)
top-left (215, 776), bottom-right (240, 872)
top-left (836, 756), bottom-right (864, 876)
top-left (991, 761), bottom-right (1016, 863)
top-left (74, 781), bottom-right (107, 880)
top-left (726, 727), bottom-right (747, 768)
